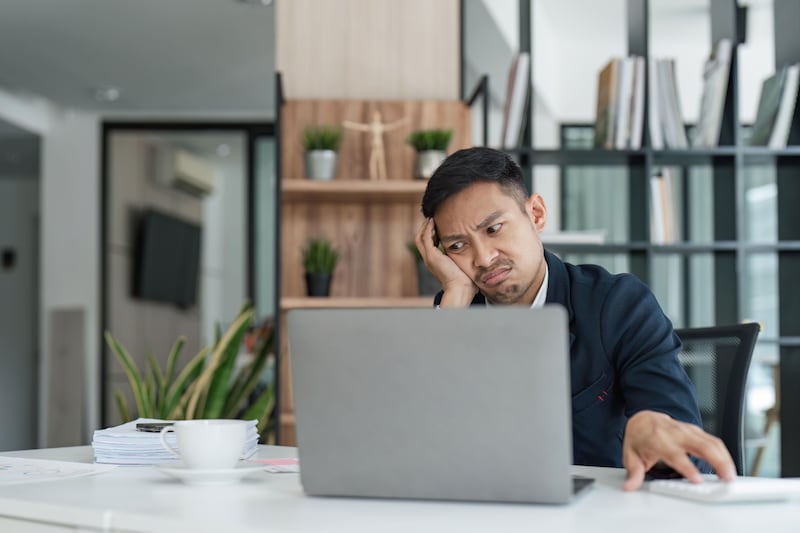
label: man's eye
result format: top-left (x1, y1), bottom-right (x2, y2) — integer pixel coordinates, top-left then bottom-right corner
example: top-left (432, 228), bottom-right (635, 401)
top-left (448, 242), bottom-right (464, 252)
top-left (487, 223), bottom-right (502, 234)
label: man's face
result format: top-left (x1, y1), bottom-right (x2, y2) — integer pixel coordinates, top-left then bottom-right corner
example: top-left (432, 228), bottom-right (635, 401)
top-left (434, 181), bottom-right (548, 305)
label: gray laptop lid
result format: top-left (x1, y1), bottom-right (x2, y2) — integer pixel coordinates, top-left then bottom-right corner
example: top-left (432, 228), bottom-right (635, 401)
top-left (287, 306), bottom-right (574, 504)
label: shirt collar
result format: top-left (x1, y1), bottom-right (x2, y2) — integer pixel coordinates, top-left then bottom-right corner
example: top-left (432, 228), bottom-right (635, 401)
top-left (531, 263), bottom-right (549, 309)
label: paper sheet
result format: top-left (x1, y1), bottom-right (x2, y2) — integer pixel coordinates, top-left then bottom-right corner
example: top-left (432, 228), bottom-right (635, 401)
top-left (0, 456), bottom-right (116, 485)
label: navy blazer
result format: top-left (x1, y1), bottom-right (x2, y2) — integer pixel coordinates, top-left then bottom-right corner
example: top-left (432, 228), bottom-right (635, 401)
top-left (434, 250), bottom-right (705, 468)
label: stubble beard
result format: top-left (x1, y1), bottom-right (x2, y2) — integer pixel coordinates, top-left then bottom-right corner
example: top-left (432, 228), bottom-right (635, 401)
top-left (478, 260), bottom-right (535, 305)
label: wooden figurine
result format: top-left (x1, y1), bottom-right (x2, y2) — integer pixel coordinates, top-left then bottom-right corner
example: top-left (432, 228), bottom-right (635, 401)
top-left (343, 111), bottom-right (408, 180)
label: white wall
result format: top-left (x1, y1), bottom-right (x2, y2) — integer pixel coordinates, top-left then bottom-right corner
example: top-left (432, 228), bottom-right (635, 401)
top-left (0, 87), bottom-right (100, 446)
top-left (40, 111), bottom-right (100, 446)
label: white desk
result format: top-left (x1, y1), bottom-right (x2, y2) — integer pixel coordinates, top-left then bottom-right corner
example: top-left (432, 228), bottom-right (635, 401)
top-left (0, 446), bottom-right (797, 533)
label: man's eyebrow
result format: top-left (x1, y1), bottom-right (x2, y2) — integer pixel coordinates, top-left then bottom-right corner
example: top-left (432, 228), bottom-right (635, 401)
top-left (475, 211), bottom-right (504, 231)
top-left (439, 211), bottom-right (505, 244)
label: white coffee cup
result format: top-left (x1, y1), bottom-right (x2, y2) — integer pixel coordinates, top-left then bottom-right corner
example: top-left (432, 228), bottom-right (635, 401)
top-left (160, 419), bottom-right (250, 470)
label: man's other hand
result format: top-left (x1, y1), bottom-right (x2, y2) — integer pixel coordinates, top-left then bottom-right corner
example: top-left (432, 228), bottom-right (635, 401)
top-left (622, 410), bottom-right (737, 491)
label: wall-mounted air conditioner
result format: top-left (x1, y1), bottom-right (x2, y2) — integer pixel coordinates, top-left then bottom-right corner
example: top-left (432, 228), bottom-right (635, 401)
top-left (152, 146), bottom-right (216, 197)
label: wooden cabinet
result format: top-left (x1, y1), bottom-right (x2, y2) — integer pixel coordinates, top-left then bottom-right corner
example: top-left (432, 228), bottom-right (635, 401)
top-left (276, 98), bottom-right (471, 444)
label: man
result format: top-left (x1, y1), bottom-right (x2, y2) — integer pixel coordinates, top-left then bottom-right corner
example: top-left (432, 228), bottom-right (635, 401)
top-left (415, 147), bottom-right (736, 491)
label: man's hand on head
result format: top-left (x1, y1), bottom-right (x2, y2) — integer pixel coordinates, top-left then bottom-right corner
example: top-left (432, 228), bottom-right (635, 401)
top-left (621, 410), bottom-right (737, 491)
top-left (415, 218), bottom-right (477, 307)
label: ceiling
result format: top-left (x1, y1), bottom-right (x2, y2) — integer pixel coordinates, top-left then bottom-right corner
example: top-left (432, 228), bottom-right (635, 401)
top-left (0, 0), bottom-right (773, 168)
top-left (0, 0), bottom-right (276, 117)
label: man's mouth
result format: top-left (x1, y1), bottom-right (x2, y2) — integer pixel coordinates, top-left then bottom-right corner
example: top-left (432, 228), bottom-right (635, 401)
top-left (481, 267), bottom-right (511, 287)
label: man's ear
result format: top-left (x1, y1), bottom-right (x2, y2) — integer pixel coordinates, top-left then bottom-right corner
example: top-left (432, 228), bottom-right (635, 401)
top-left (525, 193), bottom-right (547, 232)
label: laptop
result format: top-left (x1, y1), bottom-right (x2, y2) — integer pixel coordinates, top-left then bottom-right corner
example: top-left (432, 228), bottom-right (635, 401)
top-left (287, 306), bottom-right (593, 504)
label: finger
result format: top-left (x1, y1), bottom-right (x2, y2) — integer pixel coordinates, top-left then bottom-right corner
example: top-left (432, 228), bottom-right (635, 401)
top-left (660, 452), bottom-right (703, 484)
top-left (622, 443), bottom-right (656, 491)
top-left (415, 219), bottom-right (433, 260)
top-left (684, 434), bottom-right (737, 481)
top-left (417, 218), bottom-right (431, 244)
top-left (623, 458), bottom-right (646, 491)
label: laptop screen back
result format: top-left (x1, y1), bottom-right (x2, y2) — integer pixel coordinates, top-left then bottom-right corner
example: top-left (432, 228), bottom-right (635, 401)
top-left (287, 306), bottom-right (574, 504)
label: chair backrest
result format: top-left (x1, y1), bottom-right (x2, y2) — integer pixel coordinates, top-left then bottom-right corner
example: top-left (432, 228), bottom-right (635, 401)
top-left (674, 323), bottom-right (760, 475)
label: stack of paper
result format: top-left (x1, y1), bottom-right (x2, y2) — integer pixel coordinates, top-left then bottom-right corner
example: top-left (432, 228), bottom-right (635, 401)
top-left (92, 418), bottom-right (259, 465)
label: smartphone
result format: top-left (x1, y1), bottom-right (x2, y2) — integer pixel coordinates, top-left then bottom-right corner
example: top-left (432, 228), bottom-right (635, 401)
top-left (135, 422), bottom-right (174, 433)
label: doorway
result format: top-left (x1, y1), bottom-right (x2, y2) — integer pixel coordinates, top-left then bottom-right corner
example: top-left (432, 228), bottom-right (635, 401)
top-left (101, 123), bottom-right (277, 428)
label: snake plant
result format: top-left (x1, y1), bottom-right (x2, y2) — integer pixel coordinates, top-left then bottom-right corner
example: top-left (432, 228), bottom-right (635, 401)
top-left (105, 304), bottom-right (276, 440)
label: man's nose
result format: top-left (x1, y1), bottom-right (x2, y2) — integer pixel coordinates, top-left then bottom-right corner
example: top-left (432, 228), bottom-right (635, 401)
top-left (472, 238), bottom-right (498, 268)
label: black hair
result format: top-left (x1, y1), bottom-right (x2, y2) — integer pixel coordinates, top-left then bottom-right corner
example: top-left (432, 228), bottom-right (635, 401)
top-left (421, 147), bottom-right (529, 218)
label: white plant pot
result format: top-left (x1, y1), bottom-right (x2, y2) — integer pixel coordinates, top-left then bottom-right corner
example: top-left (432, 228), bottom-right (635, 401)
top-left (414, 150), bottom-right (447, 179)
top-left (304, 150), bottom-right (338, 180)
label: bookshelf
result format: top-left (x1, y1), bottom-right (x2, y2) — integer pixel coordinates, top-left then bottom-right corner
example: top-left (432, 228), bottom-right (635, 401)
top-left (498, 0), bottom-right (800, 476)
top-left (274, 88), bottom-right (473, 445)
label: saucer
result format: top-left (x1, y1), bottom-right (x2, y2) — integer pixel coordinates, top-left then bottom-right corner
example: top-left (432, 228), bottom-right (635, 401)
top-left (156, 463), bottom-right (265, 487)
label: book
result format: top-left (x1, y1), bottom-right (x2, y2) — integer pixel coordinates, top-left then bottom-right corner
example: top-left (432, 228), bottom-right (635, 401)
top-left (629, 56), bottom-right (646, 149)
top-left (614, 57), bottom-right (635, 149)
top-left (749, 67), bottom-right (789, 146)
top-left (648, 60), bottom-right (664, 149)
top-left (501, 51), bottom-right (531, 149)
top-left (656, 59), bottom-right (689, 149)
top-left (594, 58), bottom-right (621, 149)
top-left (767, 63), bottom-right (800, 148)
top-left (650, 168), bottom-right (677, 244)
top-left (692, 38), bottom-right (733, 148)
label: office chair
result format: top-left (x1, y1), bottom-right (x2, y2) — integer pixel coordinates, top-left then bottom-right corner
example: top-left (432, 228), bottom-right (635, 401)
top-left (674, 322), bottom-right (760, 476)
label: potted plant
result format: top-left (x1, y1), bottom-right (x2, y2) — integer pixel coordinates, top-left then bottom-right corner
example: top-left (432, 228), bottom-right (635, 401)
top-left (406, 241), bottom-right (441, 296)
top-left (302, 125), bottom-right (343, 180)
top-left (302, 236), bottom-right (340, 297)
top-left (406, 128), bottom-right (453, 179)
top-left (105, 305), bottom-right (277, 442)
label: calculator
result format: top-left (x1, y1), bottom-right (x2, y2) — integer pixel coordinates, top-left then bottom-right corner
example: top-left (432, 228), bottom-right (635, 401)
top-left (648, 477), bottom-right (800, 504)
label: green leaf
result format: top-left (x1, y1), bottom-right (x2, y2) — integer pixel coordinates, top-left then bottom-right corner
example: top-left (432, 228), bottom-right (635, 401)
top-left (406, 129), bottom-right (453, 151)
top-left (185, 308), bottom-right (254, 419)
top-left (144, 355), bottom-right (158, 417)
top-left (222, 365), bottom-right (250, 418)
top-left (223, 326), bottom-right (274, 418)
top-left (105, 332), bottom-right (150, 419)
top-left (302, 236), bottom-right (339, 273)
top-left (163, 337), bottom-right (185, 391)
top-left (147, 354), bottom-right (167, 417)
top-left (202, 309), bottom-right (254, 418)
top-left (302, 125), bottom-right (343, 151)
top-left (242, 381), bottom-right (275, 435)
top-left (113, 388), bottom-right (131, 423)
top-left (163, 347), bottom-right (208, 419)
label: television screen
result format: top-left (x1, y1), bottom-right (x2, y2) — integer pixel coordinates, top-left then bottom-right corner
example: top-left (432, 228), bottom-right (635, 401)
top-left (133, 209), bottom-right (202, 308)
